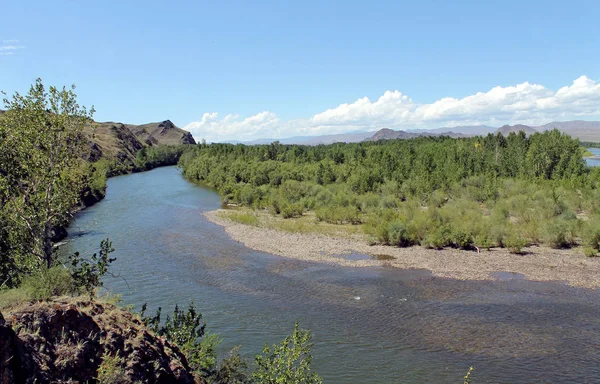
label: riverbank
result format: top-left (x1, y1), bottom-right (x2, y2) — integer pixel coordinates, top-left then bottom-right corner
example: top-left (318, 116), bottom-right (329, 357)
top-left (205, 209), bottom-right (600, 289)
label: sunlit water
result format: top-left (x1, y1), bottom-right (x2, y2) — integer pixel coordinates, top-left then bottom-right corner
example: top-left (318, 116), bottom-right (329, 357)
top-left (585, 148), bottom-right (600, 167)
top-left (59, 167), bottom-right (600, 383)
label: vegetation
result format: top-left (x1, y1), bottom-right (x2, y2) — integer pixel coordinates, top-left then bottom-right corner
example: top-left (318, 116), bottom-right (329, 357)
top-left (252, 322), bottom-right (323, 384)
top-left (180, 132), bottom-right (600, 255)
top-left (0, 79), bottom-right (93, 278)
top-left (0, 79), bottom-right (323, 383)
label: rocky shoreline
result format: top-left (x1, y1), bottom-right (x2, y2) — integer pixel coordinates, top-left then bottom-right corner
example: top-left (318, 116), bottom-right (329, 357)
top-left (205, 209), bottom-right (600, 289)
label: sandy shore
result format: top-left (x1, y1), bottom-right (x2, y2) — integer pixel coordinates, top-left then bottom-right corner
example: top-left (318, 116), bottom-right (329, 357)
top-left (204, 209), bottom-right (600, 289)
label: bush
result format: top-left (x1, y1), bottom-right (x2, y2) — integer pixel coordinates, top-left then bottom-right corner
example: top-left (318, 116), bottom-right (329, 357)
top-left (252, 322), bottom-right (322, 384)
top-left (504, 234), bottom-right (527, 254)
top-left (543, 220), bottom-right (576, 249)
top-left (23, 266), bottom-right (76, 301)
top-left (582, 220), bottom-right (600, 251)
top-left (142, 302), bottom-right (220, 377)
top-left (69, 239), bottom-right (116, 298)
top-left (387, 221), bottom-right (412, 247)
top-left (422, 226), bottom-right (452, 249)
top-left (451, 228), bottom-right (473, 249)
top-left (281, 203), bottom-right (304, 219)
top-left (584, 247), bottom-right (598, 257)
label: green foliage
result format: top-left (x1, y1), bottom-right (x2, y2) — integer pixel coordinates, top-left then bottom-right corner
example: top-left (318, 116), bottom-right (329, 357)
top-left (135, 145), bottom-right (191, 171)
top-left (504, 233), bottom-right (527, 254)
top-left (23, 266), bottom-right (76, 301)
top-left (0, 79), bottom-right (93, 274)
top-left (142, 302), bottom-right (220, 377)
top-left (178, 131), bottom-right (596, 253)
top-left (252, 322), bottom-right (322, 384)
top-left (69, 239), bottom-right (116, 298)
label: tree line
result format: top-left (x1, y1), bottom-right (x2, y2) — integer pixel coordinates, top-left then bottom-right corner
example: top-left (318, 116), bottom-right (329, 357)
top-left (179, 131), bottom-right (600, 255)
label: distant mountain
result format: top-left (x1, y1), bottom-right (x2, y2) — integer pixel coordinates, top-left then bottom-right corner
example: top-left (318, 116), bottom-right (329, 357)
top-left (408, 125), bottom-right (497, 136)
top-left (495, 124), bottom-right (538, 136)
top-left (365, 128), bottom-right (468, 142)
top-left (534, 120), bottom-right (600, 142)
top-left (230, 131), bottom-right (377, 145)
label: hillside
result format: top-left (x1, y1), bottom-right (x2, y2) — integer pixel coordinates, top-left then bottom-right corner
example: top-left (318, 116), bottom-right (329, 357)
top-left (87, 119), bottom-right (195, 164)
top-left (0, 299), bottom-right (200, 383)
top-left (1, 109), bottom-right (196, 165)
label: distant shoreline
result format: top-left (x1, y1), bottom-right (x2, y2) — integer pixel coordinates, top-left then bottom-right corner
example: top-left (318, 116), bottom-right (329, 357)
top-left (204, 209), bottom-right (600, 289)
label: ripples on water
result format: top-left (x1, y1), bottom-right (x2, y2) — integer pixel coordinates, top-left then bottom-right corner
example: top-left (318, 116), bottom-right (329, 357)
top-left (58, 167), bottom-right (600, 384)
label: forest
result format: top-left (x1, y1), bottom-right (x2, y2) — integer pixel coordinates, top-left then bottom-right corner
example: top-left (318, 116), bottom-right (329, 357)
top-left (179, 132), bottom-right (600, 256)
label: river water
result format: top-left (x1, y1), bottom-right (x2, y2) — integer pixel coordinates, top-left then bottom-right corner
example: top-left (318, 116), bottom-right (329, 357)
top-left (59, 166), bottom-right (600, 383)
top-left (585, 148), bottom-right (600, 167)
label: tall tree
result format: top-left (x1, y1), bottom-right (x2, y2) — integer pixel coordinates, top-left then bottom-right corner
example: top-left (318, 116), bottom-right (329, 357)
top-left (0, 79), bottom-right (93, 273)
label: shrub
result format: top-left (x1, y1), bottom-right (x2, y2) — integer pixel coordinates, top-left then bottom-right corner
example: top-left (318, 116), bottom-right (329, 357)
top-left (69, 239), bottom-right (116, 298)
top-left (281, 203), bottom-right (304, 219)
top-left (252, 322), bottom-right (322, 384)
top-left (543, 220), bottom-right (576, 249)
top-left (584, 247), bottom-right (598, 257)
top-left (422, 226), bottom-right (452, 249)
top-left (387, 221), bottom-right (412, 247)
top-left (142, 302), bottom-right (220, 377)
top-left (451, 228), bottom-right (473, 249)
top-left (504, 234), bottom-right (527, 254)
top-left (23, 266), bottom-right (76, 301)
top-left (582, 220), bottom-right (600, 251)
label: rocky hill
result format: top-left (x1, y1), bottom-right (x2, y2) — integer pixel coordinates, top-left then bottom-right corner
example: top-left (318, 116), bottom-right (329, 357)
top-left (0, 299), bottom-right (201, 383)
top-left (1, 109), bottom-right (196, 165)
top-left (87, 119), bottom-right (196, 164)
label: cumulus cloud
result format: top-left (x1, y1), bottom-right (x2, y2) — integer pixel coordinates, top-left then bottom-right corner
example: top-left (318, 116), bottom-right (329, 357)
top-left (184, 76), bottom-right (600, 142)
top-left (0, 40), bottom-right (24, 55)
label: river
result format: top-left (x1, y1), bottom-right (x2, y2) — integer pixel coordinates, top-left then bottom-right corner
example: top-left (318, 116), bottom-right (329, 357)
top-left (585, 148), bottom-right (600, 167)
top-left (59, 166), bottom-right (600, 383)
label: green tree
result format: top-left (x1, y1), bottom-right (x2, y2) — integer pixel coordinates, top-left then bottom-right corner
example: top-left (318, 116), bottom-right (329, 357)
top-left (0, 79), bottom-right (93, 273)
top-left (252, 322), bottom-right (322, 384)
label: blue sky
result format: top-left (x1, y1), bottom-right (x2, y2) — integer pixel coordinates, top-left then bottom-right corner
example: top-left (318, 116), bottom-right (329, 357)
top-left (1, 0), bottom-right (599, 142)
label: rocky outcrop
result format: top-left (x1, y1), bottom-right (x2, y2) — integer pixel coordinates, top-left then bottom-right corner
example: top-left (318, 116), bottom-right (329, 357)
top-left (0, 300), bottom-right (202, 383)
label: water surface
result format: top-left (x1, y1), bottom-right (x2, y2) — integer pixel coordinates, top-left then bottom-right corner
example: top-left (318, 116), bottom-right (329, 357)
top-left (585, 148), bottom-right (600, 167)
top-left (60, 167), bottom-right (600, 383)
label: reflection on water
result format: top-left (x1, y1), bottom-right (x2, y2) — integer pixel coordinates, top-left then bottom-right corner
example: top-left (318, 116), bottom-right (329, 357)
top-left (59, 167), bottom-right (600, 383)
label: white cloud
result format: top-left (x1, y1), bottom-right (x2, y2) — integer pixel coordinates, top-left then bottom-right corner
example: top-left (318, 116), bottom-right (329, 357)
top-left (184, 76), bottom-right (600, 142)
top-left (0, 41), bottom-right (24, 55)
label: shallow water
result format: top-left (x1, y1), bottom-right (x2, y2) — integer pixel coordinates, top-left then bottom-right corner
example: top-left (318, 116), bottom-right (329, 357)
top-left (585, 148), bottom-right (600, 167)
top-left (59, 167), bottom-right (600, 383)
